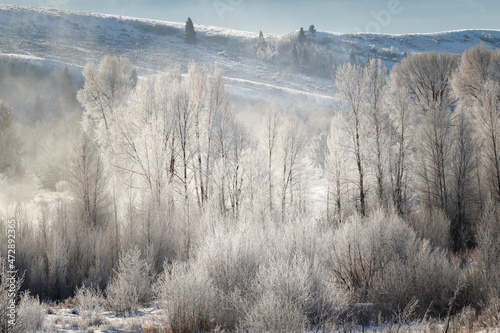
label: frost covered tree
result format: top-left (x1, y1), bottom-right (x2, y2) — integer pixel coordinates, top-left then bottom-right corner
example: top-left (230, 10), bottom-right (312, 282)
top-left (77, 55), bottom-right (137, 269)
top-left (387, 68), bottom-right (416, 214)
top-left (185, 17), bottom-right (197, 44)
top-left (77, 55), bottom-right (137, 144)
top-left (391, 52), bottom-right (458, 212)
top-left (264, 105), bottom-right (280, 214)
top-left (66, 129), bottom-right (115, 288)
top-left (335, 63), bottom-right (368, 216)
top-left (365, 59), bottom-right (389, 205)
top-left (0, 100), bottom-right (23, 179)
top-left (449, 108), bottom-right (477, 252)
top-left (67, 129), bottom-right (111, 229)
top-left (326, 113), bottom-right (349, 223)
top-left (452, 45), bottom-right (500, 203)
top-left (277, 117), bottom-right (306, 222)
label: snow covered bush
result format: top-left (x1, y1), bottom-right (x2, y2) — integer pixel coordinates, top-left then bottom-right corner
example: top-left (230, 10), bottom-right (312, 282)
top-left (106, 247), bottom-right (153, 314)
top-left (369, 240), bottom-right (460, 316)
top-left (245, 255), bottom-right (311, 332)
top-left (408, 205), bottom-right (451, 250)
top-left (194, 223), bottom-right (263, 329)
top-left (15, 292), bottom-right (46, 333)
top-left (0, 259), bottom-right (19, 332)
top-left (322, 209), bottom-right (462, 317)
top-left (325, 211), bottom-right (461, 314)
top-left (322, 210), bottom-right (415, 299)
top-left (155, 261), bottom-right (217, 333)
top-left (75, 285), bottom-right (105, 328)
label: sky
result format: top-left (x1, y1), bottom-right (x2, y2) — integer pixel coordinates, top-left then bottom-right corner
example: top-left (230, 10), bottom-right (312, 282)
top-left (5, 0), bottom-right (500, 34)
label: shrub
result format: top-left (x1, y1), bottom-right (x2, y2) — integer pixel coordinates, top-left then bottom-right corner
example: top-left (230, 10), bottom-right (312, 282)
top-left (0, 258), bottom-right (23, 333)
top-left (16, 292), bottom-right (46, 333)
top-left (323, 209), bottom-right (462, 317)
top-left (244, 251), bottom-right (347, 331)
top-left (195, 224), bottom-right (262, 298)
top-left (369, 240), bottom-right (461, 317)
top-left (245, 289), bottom-right (308, 333)
top-left (408, 205), bottom-right (450, 250)
top-left (194, 224), bottom-right (263, 329)
top-left (155, 261), bottom-right (217, 333)
top-left (106, 247), bottom-right (153, 314)
top-left (322, 210), bottom-right (416, 300)
top-left (75, 285), bottom-right (105, 328)
top-left (245, 254), bottom-right (322, 332)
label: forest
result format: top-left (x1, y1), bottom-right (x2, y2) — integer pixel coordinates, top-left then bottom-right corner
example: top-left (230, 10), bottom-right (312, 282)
top-left (1, 44), bottom-right (500, 332)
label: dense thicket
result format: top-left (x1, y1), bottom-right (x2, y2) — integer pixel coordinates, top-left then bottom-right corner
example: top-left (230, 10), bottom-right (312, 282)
top-left (1, 46), bottom-right (500, 331)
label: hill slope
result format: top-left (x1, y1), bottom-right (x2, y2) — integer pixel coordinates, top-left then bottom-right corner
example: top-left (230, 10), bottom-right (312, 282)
top-left (0, 5), bottom-right (499, 110)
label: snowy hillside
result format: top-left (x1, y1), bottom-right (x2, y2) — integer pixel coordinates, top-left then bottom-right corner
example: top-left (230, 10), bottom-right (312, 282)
top-left (0, 5), bottom-right (499, 110)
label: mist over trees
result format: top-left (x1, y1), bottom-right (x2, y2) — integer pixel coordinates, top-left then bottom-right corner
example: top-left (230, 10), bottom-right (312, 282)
top-left (1, 45), bottom-right (500, 331)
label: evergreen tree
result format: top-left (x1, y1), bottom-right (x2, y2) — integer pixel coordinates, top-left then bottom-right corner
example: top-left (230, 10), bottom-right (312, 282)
top-left (309, 24), bottom-right (316, 36)
top-left (298, 27), bottom-right (306, 45)
top-left (185, 17), bottom-right (197, 44)
top-left (257, 30), bottom-right (267, 58)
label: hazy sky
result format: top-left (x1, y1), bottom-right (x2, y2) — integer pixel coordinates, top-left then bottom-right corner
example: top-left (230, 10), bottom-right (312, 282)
top-left (6, 0), bottom-right (500, 34)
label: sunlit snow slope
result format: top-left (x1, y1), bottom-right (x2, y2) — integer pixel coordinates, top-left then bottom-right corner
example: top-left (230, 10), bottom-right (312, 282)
top-left (0, 5), bottom-right (499, 108)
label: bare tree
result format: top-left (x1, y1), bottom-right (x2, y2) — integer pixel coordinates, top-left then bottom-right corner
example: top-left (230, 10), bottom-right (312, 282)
top-left (335, 63), bottom-right (368, 216)
top-left (391, 52), bottom-right (458, 212)
top-left (264, 105), bottom-right (280, 214)
top-left (452, 45), bottom-right (500, 203)
top-left (77, 55), bottom-right (136, 138)
top-left (449, 108), bottom-right (478, 253)
top-left (326, 113), bottom-right (349, 224)
top-left (365, 59), bottom-right (389, 205)
top-left (67, 129), bottom-right (111, 229)
top-left (387, 71), bottom-right (416, 214)
top-left (277, 117), bottom-right (306, 223)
